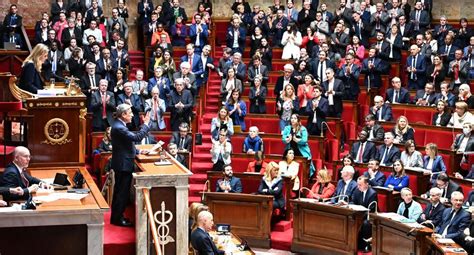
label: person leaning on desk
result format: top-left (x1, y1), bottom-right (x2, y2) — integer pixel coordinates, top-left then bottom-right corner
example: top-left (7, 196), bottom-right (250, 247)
top-left (18, 43), bottom-right (49, 94)
top-left (0, 146), bottom-right (51, 201)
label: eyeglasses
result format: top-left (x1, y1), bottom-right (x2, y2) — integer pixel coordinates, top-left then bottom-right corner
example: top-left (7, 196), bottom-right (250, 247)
top-left (219, 134), bottom-right (226, 137)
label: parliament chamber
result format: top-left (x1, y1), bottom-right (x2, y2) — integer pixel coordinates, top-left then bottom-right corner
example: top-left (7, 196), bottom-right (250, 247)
top-left (0, 0), bottom-right (474, 254)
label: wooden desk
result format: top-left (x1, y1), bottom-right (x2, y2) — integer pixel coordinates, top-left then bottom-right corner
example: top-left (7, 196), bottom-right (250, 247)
top-left (424, 236), bottom-right (468, 255)
top-left (370, 213), bottom-right (433, 255)
top-left (0, 167), bottom-right (108, 255)
top-left (204, 192), bottom-right (273, 248)
top-left (291, 199), bottom-right (366, 255)
top-left (209, 231), bottom-right (256, 255)
top-left (134, 153), bottom-right (192, 255)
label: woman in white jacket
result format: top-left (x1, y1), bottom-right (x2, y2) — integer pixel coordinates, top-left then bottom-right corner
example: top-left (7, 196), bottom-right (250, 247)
top-left (281, 22), bottom-right (302, 60)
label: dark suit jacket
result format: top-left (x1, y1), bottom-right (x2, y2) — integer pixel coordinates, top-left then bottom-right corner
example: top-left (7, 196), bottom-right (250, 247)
top-left (434, 92), bottom-right (456, 107)
top-left (385, 88), bottom-right (411, 104)
top-left (333, 179), bottom-right (358, 203)
top-left (223, 62), bottom-right (246, 82)
top-left (363, 124), bottom-right (385, 142)
top-left (96, 58), bottom-right (117, 81)
top-left (437, 181), bottom-right (463, 200)
top-left (422, 155), bottom-right (446, 180)
top-left (409, 9), bottom-right (430, 32)
top-left (438, 44), bottom-right (459, 64)
top-left (18, 62), bottom-right (44, 94)
top-left (216, 177), bottom-right (242, 193)
top-left (361, 57), bottom-right (388, 88)
top-left (453, 134), bottom-right (474, 152)
top-left (3, 14), bottom-right (23, 31)
top-left (249, 86), bottom-right (267, 114)
top-left (305, 97), bottom-right (329, 136)
top-left (190, 227), bottom-right (225, 255)
top-left (247, 64), bottom-right (269, 86)
top-left (90, 91), bottom-right (116, 130)
top-left (0, 163), bottom-right (41, 201)
top-left (351, 187), bottom-right (378, 211)
top-left (337, 63), bottom-right (361, 100)
top-left (80, 74), bottom-right (101, 98)
top-left (110, 119), bottom-right (150, 172)
top-left (414, 90), bottom-right (437, 105)
top-left (351, 141), bottom-right (377, 164)
top-left (432, 112), bottom-right (451, 127)
top-left (180, 54), bottom-right (204, 79)
top-left (117, 93), bottom-right (143, 129)
top-left (61, 27), bottom-right (83, 47)
top-left (274, 76), bottom-right (298, 98)
top-left (406, 54), bottom-right (427, 89)
top-left (309, 59), bottom-right (335, 82)
top-left (417, 202), bottom-right (446, 227)
top-left (436, 208), bottom-right (471, 239)
top-left (169, 89), bottom-right (193, 130)
top-left (322, 78), bottom-right (344, 116)
top-left (258, 177), bottom-right (285, 210)
top-left (363, 170), bottom-right (387, 187)
top-left (170, 132), bottom-right (193, 152)
top-left (376, 145), bottom-right (401, 166)
top-left (370, 104), bottom-right (393, 121)
top-left (226, 26), bottom-right (246, 52)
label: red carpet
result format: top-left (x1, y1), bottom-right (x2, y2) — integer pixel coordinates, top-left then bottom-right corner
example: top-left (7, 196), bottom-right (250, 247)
top-left (104, 207), bottom-right (136, 255)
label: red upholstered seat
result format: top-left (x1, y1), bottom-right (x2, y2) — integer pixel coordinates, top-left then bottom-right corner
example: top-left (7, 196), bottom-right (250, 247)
top-left (408, 174), bottom-right (418, 196)
top-left (0, 101), bottom-right (22, 113)
top-left (377, 194), bottom-right (388, 212)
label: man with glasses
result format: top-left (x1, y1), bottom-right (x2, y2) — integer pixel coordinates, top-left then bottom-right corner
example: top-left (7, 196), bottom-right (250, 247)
top-left (370, 95), bottom-right (393, 121)
top-left (80, 62), bottom-right (101, 99)
top-left (361, 47), bottom-right (388, 89)
top-left (170, 122), bottom-right (192, 153)
top-left (398, 15), bottom-right (413, 49)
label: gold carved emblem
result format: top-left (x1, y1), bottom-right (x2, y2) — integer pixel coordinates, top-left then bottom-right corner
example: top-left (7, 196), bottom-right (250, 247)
top-left (41, 118), bottom-right (72, 145)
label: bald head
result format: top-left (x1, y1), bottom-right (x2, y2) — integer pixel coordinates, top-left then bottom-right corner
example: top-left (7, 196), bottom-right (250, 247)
top-left (13, 146), bottom-right (31, 168)
top-left (197, 211), bottom-right (214, 231)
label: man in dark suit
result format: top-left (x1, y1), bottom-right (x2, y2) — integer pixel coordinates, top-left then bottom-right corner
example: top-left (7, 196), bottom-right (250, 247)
top-left (334, 0), bottom-right (353, 27)
top-left (351, 131), bottom-right (376, 164)
top-left (406, 44), bottom-right (427, 90)
top-left (216, 165), bottom-right (242, 193)
top-left (332, 165), bottom-right (358, 203)
top-left (110, 104), bottom-right (151, 227)
top-left (200, 45), bottom-right (215, 89)
top-left (180, 43), bottom-right (204, 88)
top-left (61, 18), bottom-right (83, 48)
top-left (350, 176), bottom-right (378, 251)
top-left (309, 50), bottom-right (334, 83)
top-left (330, 23), bottom-right (350, 57)
top-left (385, 77), bottom-right (411, 104)
top-left (43, 41), bottom-right (66, 82)
top-left (452, 122), bottom-right (474, 153)
top-left (90, 79), bottom-right (116, 132)
top-left (275, 64), bottom-right (298, 99)
top-left (306, 86), bottom-right (329, 136)
top-left (96, 48), bottom-right (117, 83)
top-left (361, 48), bottom-right (388, 89)
top-left (167, 143), bottom-right (187, 168)
top-left (434, 16), bottom-right (453, 48)
top-left (363, 159), bottom-right (387, 186)
top-left (270, 9), bottom-right (289, 47)
top-left (0, 146), bottom-right (51, 201)
top-left (434, 82), bottom-right (456, 107)
top-left (168, 0), bottom-right (188, 26)
top-left (297, 1), bottom-right (316, 35)
top-left (414, 83), bottom-right (437, 106)
top-left (169, 78), bottom-right (193, 131)
top-left (371, 31), bottom-right (391, 61)
top-left (117, 82), bottom-right (144, 130)
top-left (362, 114), bottom-right (385, 142)
top-left (322, 68), bottom-right (344, 118)
top-left (337, 53), bottom-right (360, 100)
top-left (370, 3), bottom-right (389, 36)
top-left (418, 187), bottom-right (446, 228)
top-left (409, 1), bottom-right (430, 34)
top-left (223, 52), bottom-right (246, 82)
top-left (370, 96), bottom-right (393, 122)
top-left (226, 17), bottom-right (246, 54)
top-left (80, 62), bottom-right (101, 99)
top-left (439, 34), bottom-right (459, 65)
top-left (173, 62), bottom-right (197, 101)
top-left (247, 56), bottom-right (269, 87)
top-left (447, 49), bottom-right (469, 90)
top-left (376, 132), bottom-right (400, 166)
top-left (170, 122), bottom-right (193, 153)
top-left (190, 211), bottom-right (225, 255)
top-left (320, 3), bottom-right (334, 25)
top-left (110, 39), bottom-right (129, 70)
top-left (350, 12), bottom-right (371, 47)
top-left (398, 15), bottom-right (414, 49)
top-left (3, 4), bottom-right (23, 34)
top-left (435, 191), bottom-right (471, 240)
top-left (430, 174), bottom-right (463, 203)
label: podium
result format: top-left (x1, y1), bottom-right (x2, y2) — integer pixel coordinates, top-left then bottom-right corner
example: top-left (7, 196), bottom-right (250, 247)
top-left (291, 199), bottom-right (366, 255)
top-left (134, 148), bottom-right (192, 255)
top-left (370, 213), bottom-right (433, 255)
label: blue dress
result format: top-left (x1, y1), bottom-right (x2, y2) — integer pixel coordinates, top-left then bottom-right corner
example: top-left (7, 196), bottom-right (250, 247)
top-left (384, 175), bottom-right (409, 191)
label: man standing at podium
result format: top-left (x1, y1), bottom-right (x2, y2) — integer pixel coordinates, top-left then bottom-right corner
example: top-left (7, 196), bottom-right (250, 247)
top-left (110, 104), bottom-right (151, 227)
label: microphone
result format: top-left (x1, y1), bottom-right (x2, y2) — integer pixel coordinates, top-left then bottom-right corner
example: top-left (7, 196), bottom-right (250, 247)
top-left (320, 121), bottom-right (336, 137)
top-left (323, 194), bottom-right (349, 203)
top-left (420, 220), bottom-right (436, 230)
top-left (299, 187), bottom-right (315, 200)
top-left (366, 200), bottom-right (378, 221)
top-left (201, 180), bottom-right (210, 203)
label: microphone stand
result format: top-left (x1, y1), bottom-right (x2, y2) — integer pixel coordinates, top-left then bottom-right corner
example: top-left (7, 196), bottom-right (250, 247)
top-left (201, 180), bottom-right (210, 204)
top-left (299, 187), bottom-right (315, 200)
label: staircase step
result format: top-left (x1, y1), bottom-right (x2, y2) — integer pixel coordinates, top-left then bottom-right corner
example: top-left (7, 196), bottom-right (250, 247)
top-left (273, 220), bottom-right (293, 232)
top-left (189, 173), bottom-right (207, 184)
top-left (191, 162), bottom-right (213, 171)
top-left (188, 196), bottom-right (202, 205)
top-left (205, 106), bottom-right (218, 112)
top-left (270, 228), bottom-right (293, 251)
top-left (189, 183), bottom-right (206, 197)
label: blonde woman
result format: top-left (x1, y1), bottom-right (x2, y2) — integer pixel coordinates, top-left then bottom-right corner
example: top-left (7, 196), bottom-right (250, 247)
top-left (308, 168), bottom-right (335, 200)
top-left (391, 116), bottom-right (414, 144)
top-left (277, 83), bottom-right (299, 131)
top-left (19, 43), bottom-right (49, 93)
top-left (258, 161), bottom-right (285, 212)
top-left (210, 107), bottom-right (234, 140)
top-left (423, 143), bottom-right (446, 183)
top-left (279, 148), bottom-right (300, 192)
top-left (448, 101), bottom-right (474, 128)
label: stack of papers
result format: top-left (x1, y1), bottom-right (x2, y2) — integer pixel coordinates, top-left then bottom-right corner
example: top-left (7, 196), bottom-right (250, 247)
top-left (34, 192), bottom-right (88, 203)
top-left (347, 204), bottom-right (369, 211)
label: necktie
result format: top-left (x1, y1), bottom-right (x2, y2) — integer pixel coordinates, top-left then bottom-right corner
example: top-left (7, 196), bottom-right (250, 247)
top-left (362, 191), bottom-right (366, 203)
top-left (153, 100), bottom-right (158, 121)
top-left (411, 56), bottom-right (417, 80)
top-left (102, 93), bottom-right (107, 118)
top-left (10, 36), bottom-right (14, 43)
top-left (357, 142), bottom-right (365, 163)
top-left (395, 90), bottom-right (399, 103)
top-left (52, 52), bottom-right (57, 73)
top-left (442, 210), bottom-right (457, 237)
top-left (446, 45), bottom-right (451, 55)
top-left (381, 147), bottom-right (389, 164)
top-left (189, 56), bottom-right (193, 69)
top-left (318, 61), bottom-right (323, 81)
top-left (90, 75), bottom-right (96, 88)
top-left (180, 137), bottom-right (185, 149)
top-left (454, 61), bottom-right (460, 81)
top-left (20, 170), bottom-right (29, 187)
top-left (429, 204), bottom-right (435, 216)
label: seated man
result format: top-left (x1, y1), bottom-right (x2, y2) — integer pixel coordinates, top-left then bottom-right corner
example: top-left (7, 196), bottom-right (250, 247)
top-left (350, 130), bottom-right (376, 164)
top-left (170, 122), bottom-right (193, 153)
top-left (363, 159), bottom-right (386, 187)
top-left (370, 95), bottom-right (393, 122)
top-left (246, 151), bottom-right (268, 174)
top-left (332, 165), bottom-right (358, 203)
top-left (434, 191), bottom-right (471, 240)
top-left (421, 173), bottom-right (462, 203)
top-left (452, 122), bottom-right (474, 153)
top-left (243, 126), bottom-right (263, 154)
top-left (362, 114), bottom-right (385, 142)
top-left (434, 81), bottom-right (456, 107)
top-left (417, 187), bottom-right (446, 228)
top-left (414, 82), bottom-right (437, 106)
top-left (385, 77), bottom-right (410, 104)
top-left (216, 164), bottom-right (242, 193)
top-left (190, 211), bottom-right (225, 255)
top-left (376, 132), bottom-right (401, 166)
top-left (167, 143), bottom-right (187, 168)
top-left (350, 176), bottom-right (378, 252)
top-left (0, 146), bottom-right (51, 201)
